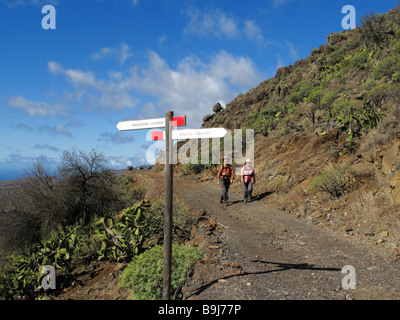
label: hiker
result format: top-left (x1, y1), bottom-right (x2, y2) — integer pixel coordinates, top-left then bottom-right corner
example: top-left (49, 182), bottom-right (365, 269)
top-left (241, 159), bottom-right (255, 203)
top-left (217, 157), bottom-right (234, 206)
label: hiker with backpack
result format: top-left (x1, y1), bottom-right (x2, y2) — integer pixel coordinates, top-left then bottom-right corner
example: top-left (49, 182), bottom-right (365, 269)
top-left (217, 156), bottom-right (234, 206)
top-left (241, 159), bottom-right (255, 203)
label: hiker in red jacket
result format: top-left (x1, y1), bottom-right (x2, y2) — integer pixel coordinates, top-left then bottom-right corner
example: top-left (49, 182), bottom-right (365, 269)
top-left (241, 159), bottom-right (255, 203)
top-left (217, 156), bottom-right (234, 206)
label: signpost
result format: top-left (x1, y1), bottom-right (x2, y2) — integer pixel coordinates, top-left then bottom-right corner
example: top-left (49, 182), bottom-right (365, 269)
top-left (116, 111), bottom-right (227, 300)
top-left (163, 111), bottom-right (173, 300)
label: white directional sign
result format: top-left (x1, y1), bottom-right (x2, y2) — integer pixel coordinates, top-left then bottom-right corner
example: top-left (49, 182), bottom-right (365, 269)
top-left (116, 116), bottom-right (186, 131)
top-left (117, 118), bottom-right (165, 131)
top-left (152, 128), bottom-right (228, 140)
top-left (172, 128), bottom-right (228, 140)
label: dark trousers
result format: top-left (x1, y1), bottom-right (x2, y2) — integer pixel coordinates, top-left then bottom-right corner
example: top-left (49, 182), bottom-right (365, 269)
top-left (220, 178), bottom-right (231, 203)
top-left (242, 181), bottom-right (253, 200)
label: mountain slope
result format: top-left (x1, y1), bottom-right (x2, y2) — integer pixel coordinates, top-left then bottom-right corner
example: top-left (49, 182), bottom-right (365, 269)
top-left (197, 7), bottom-right (400, 258)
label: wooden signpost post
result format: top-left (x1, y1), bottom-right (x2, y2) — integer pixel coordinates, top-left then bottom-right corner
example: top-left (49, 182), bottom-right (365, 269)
top-left (116, 111), bottom-right (227, 300)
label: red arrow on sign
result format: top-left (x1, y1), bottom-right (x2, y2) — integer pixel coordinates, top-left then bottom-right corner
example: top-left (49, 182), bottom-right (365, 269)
top-left (172, 116), bottom-right (186, 127)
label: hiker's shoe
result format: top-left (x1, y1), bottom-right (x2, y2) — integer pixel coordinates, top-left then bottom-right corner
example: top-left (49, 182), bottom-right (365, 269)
top-left (244, 199), bottom-right (248, 203)
top-left (225, 202), bottom-right (229, 207)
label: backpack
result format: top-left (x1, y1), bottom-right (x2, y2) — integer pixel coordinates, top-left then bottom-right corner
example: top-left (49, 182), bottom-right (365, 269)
top-left (242, 166), bottom-right (254, 183)
top-left (220, 164), bottom-right (233, 178)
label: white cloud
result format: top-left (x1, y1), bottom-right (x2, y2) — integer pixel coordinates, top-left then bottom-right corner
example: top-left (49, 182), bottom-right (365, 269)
top-left (48, 61), bottom-right (100, 87)
top-left (276, 55), bottom-right (285, 70)
top-left (48, 61), bottom-right (138, 110)
top-left (51, 124), bottom-right (71, 136)
top-left (243, 20), bottom-right (264, 44)
top-left (32, 144), bottom-right (60, 152)
top-left (5, 95), bottom-right (69, 117)
top-left (108, 154), bottom-right (147, 169)
top-left (285, 40), bottom-right (300, 60)
top-left (92, 42), bottom-right (133, 65)
top-left (98, 132), bottom-right (136, 144)
top-left (138, 102), bottom-right (160, 119)
top-left (183, 7), bottom-right (239, 39)
top-left (208, 50), bottom-right (261, 88)
top-left (158, 34), bottom-right (167, 47)
top-left (12, 122), bottom-right (72, 137)
top-left (47, 50), bottom-right (261, 127)
top-left (127, 50), bottom-right (262, 127)
top-left (183, 7), bottom-right (270, 46)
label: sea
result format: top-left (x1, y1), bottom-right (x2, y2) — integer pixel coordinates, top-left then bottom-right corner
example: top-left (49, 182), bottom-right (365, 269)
top-left (0, 168), bottom-right (25, 182)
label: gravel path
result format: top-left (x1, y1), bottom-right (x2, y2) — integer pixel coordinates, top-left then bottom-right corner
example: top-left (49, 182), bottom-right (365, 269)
top-left (167, 174), bottom-right (400, 300)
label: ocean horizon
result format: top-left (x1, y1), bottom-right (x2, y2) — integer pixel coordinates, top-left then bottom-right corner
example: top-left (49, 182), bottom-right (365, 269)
top-left (0, 165), bottom-right (152, 182)
top-left (0, 168), bottom-right (25, 182)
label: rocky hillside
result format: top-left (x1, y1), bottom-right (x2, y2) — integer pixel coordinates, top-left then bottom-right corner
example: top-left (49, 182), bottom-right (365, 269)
top-left (195, 8), bottom-right (400, 257)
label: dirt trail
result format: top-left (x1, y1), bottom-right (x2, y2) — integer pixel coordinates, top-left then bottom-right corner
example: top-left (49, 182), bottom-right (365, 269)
top-left (150, 171), bottom-right (400, 300)
top-left (55, 170), bottom-right (400, 300)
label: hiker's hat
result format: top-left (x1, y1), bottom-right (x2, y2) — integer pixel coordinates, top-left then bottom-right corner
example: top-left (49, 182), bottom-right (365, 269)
top-left (246, 159), bottom-right (251, 163)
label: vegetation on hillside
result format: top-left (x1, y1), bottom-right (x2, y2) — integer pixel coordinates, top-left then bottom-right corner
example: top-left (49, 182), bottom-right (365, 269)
top-left (201, 8), bottom-right (400, 172)
top-left (0, 150), bottom-right (199, 300)
top-left (204, 8), bottom-right (400, 141)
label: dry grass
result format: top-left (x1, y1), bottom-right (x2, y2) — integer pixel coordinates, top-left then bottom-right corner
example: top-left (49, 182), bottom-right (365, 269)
top-left (359, 129), bottom-right (390, 155)
top-left (346, 187), bottom-right (399, 247)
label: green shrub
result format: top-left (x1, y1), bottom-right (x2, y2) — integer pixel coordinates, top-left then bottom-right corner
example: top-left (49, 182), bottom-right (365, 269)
top-left (94, 202), bottom-right (148, 261)
top-left (0, 223), bottom-right (99, 299)
top-left (326, 97), bottom-right (384, 142)
top-left (392, 71), bottom-right (400, 83)
top-left (310, 164), bottom-right (353, 198)
top-left (373, 55), bottom-right (400, 80)
top-left (288, 81), bottom-right (314, 104)
top-left (361, 13), bottom-right (398, 50)
top-left (274, 103), bottom-right (297, 134)
top-left (304, 86), bottom-right (324, 105)
top-left (392, 40), bottom-right (400, 53)
top-left (330, 98), bottom-right (358, 133)
top-left (69, 227), bottom-right (102, 269)
top-left (350, 49), bottom-right (372, 70)
top-left (182, 162), bottom-right (208, 175)
top-left (121, 175), bottom-right (135, 186)
top-left (320, 90), bottom-right (340, 115)
top-left (245, 105), bottom-right (280, 136)
top-left (213, 114), bottom-right (225, 124)
top-left (326, 46), bottom-right (348, 67)
top-left (118, 175), bottom-right (147, 206)
top-left (365, 83), bottom-right (390, 109)
top-left (268, 178), bottom-right (290, 193)
top-left (127, 185), bottom-right (147, 203)
top-left (310, 47), bottom-right (321, 55)
top-left (144, 198), bottom-right (195, 246)
top-left (119, 244), bottom-right (203, 300)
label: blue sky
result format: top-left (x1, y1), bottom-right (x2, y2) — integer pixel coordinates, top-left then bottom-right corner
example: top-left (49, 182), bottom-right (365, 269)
top-left (0, 0), bottom-right (396, 180)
